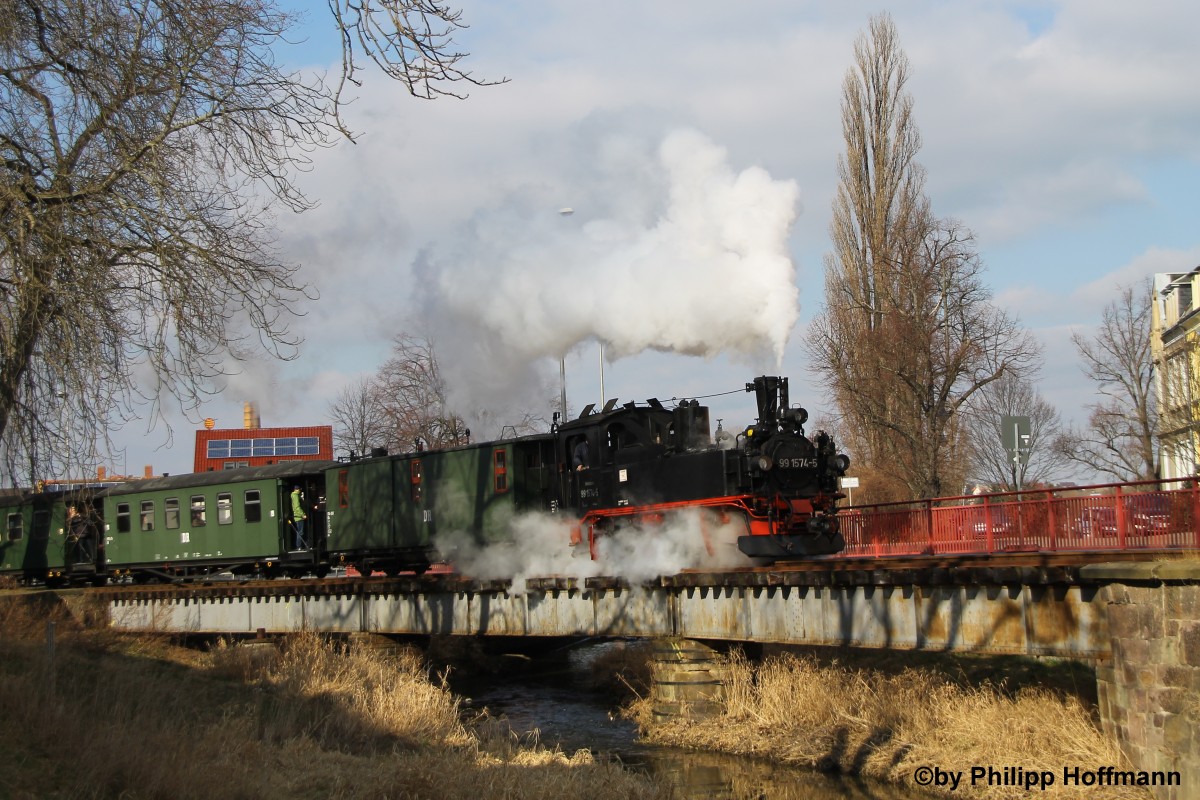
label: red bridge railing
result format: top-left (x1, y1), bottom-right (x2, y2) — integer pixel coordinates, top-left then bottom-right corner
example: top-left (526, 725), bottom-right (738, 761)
top-left (834, 478), bottom-right (1200, 558)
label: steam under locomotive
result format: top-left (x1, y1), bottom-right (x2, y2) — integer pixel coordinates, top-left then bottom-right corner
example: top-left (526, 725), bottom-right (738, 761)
top-left (0, 375), bottom-right (849, 585)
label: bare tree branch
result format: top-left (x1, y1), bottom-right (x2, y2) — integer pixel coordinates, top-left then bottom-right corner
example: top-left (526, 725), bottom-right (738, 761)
top-left (1053, 281), bottom-right (1158, 481)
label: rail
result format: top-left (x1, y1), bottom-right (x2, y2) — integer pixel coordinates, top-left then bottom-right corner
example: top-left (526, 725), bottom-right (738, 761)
top-left (835, 477), bottom-right (1200, 558)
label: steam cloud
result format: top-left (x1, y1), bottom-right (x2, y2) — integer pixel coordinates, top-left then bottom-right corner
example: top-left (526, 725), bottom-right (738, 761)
top-left (437, 507), bottom-right (754, 592)
top-left (414, 127), bottom-right (802, 417)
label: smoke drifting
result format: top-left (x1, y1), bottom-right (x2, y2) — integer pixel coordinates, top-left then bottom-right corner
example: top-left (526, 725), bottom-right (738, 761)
top-left (413, 127), bottom-right (801, 421)
top-left (437, 507), bottom-right (754, 592)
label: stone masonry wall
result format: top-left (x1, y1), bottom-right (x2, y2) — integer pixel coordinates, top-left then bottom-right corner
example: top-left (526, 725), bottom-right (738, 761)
top-left (1089, 564), bottom-right (1200, 800)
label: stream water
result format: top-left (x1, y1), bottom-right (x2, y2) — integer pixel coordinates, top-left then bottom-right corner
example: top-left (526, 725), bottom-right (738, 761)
top-left (451, 641), bottom-right (925, 800)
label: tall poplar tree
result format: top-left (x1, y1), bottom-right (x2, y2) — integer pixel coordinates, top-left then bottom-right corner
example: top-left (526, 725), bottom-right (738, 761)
top-left (808, 13), bottom-right (1039, 501)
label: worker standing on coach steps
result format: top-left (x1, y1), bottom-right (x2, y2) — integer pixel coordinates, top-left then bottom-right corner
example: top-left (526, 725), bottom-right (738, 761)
top-left (291, 485), bottom-right (307, 550)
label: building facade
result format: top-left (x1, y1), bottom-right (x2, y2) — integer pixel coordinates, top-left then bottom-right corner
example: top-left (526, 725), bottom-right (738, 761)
top-left (193, 405), bottom-right (333, 472)
top-left (1152, 268), bottom-right (1200, 479)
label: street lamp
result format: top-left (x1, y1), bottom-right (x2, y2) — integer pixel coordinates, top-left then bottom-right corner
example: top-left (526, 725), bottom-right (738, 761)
top-left (558, 208), bottom-right (574, 420)
top-left (557, 206), bottom-right (607, 409)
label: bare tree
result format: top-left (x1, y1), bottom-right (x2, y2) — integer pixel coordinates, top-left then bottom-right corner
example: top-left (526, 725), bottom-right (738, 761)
top-left (807, 14), bottom-right (1040, 501)
top-left (963, 371), bottom-right (1064, 490)
top-left (327, 377), bottom-right (391, 459)
top-left (1053, 282), bottom-right (1158, 481)
top-left (0, 0), bottom-right (497, 485)
top-left (375, 332), bottom-right (470, 451)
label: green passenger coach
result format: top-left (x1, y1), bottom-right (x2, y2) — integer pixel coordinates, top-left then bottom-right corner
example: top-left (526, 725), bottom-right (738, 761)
top-left (325, 436), bottom-right (557, 575)
top-left (102, 461), bottom-right (335, 581)
top-left (1, 488), bottom-right (104, 585)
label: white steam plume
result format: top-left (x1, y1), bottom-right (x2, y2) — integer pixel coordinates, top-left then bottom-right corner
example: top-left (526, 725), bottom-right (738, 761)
top-left (437, 507), bottom-right (754, 592)
top-left (414, 127), bottom-right (801, 417)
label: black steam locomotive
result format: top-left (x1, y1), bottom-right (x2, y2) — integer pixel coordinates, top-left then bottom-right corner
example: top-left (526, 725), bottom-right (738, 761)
top-left (557, 375), bottom-right (849, 559)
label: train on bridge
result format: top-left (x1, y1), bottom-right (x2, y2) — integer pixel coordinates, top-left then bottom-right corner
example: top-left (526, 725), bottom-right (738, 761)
top-left (1, 375), bottom-right (851, 586)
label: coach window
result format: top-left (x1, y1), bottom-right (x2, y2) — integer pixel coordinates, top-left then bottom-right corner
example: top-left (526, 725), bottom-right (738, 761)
top-left (337, 470), bottom-right (349, 509)
top-left (140, 501), bottom-right (154, 532)
top-left (244, 490), bottom-right (262, 523)
top-left (493, 448), bottom-right (508, 493)
top-left (6, 513), bottom-right (22, 542)
top-left (190, 496), bottom-right (207, 527)
top-left (32, 510), bottom-right (50, 540)
top-left (411, 460), bottom-right (422, 503)
top-left (217, 493), bottom-right (233, 525)
top-left (117, 503), bottom-right (131, 533)
top-left (165, 498), bottom-right (180, 529)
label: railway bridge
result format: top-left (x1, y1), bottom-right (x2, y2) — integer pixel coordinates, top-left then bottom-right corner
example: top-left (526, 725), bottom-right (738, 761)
top-left (99, 554), bottom-right (1200, 799)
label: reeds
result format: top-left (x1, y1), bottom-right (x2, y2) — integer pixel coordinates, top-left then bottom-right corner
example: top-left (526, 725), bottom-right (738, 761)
top-left (0, 598), bottom-right (662, 800)
top-left (629, 650), bottom-right (1151, 800)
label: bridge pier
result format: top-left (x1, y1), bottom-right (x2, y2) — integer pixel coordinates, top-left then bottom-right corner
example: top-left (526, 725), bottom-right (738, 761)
top-left (649, 638), bottom-right (729, 721)
top-left (1085, 563), bottom-right (1200, 800)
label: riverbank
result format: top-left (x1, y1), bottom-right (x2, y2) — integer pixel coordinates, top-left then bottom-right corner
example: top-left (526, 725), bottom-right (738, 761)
top-left (623, 644), bottom-right (1153, 800)
top-left (0, 599), bottom-right (663, 800)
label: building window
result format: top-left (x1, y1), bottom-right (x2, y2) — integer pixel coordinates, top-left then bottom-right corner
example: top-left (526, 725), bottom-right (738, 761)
top-left (165, 498), bottom-right (180, 529)
top-left (190, 496), bottom-right (206, 527)
top-left (117, 503), bottom-right (131, 533)
top-left (217, 493), bottom-right (233, 525)
top-left (244, 490), bottom-right (261, 523)
top-left (207, 437), bottom-right (324, 460)
top-left (223, 461), bottom-right (249, 470)
top-left (140, 501), bottom-right (154, 531)
top-left (6, 513), bottom-right (23, 542)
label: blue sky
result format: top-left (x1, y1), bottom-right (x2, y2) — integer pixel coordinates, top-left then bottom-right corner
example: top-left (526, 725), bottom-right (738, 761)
top-left (111, 0), bottom-right (1200, 481)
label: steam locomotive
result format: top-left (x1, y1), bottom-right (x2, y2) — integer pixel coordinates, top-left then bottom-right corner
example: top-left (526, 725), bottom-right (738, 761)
top-left (0, 376), bottom-right (849, 584)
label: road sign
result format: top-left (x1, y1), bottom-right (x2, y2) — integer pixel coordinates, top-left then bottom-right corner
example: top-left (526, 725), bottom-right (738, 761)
top-left (1001, 415), bottom-right (1031, 466)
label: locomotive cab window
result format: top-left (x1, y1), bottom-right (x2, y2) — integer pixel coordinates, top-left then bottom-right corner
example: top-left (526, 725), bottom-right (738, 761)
top-left (165, 498), bottom-right (180, 529)
top-left (140, 501), bottom-right (154, 532)
top-left (190, 496), bottom-right (206, 527)
top-left (116, 503), bottom-right (131, 533)
top-left (6, 513), bottom-right (22, 542)
top-left (217, 493), bottom-right (233, 525)
top-left (244, 490), bottom-right (261, 523)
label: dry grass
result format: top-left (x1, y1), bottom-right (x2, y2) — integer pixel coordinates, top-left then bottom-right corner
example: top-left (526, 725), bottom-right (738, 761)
top-left (0, 596), bottom-right (664, 800)
top-left (628, 650), bottom-right (1152, 800)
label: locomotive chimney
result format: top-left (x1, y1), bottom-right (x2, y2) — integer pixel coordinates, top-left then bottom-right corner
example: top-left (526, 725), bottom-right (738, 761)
top-left (672, 399), bottom-right (712, 451)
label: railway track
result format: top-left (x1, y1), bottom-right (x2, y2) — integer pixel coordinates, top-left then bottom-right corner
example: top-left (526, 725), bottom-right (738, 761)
top-left (75, 549), bottom-right (1194, 603)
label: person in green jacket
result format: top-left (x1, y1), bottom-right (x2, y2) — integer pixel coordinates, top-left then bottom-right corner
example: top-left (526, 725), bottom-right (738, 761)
top-left (290, 486), bottom-right (307, 549)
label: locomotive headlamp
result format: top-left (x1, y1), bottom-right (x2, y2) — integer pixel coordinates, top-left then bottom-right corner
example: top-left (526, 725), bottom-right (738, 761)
top-left (757, 455), bottom-right (773, 471)
top-left (834, 454), bottom-right (851, 472)
top-left (788, 407), bottom-right (809, 426)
